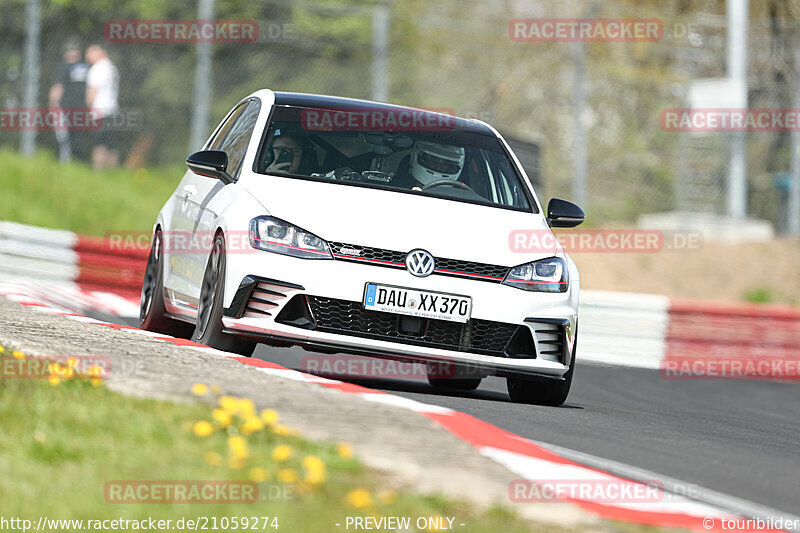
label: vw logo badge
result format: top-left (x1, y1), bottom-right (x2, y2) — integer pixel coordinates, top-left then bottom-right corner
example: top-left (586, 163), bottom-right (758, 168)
top-left (406, 249), bottom-right (435, 277)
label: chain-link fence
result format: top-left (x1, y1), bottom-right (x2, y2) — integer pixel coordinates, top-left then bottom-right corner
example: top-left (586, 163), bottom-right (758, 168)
top-left (1, 0), bottom-right (799, 232)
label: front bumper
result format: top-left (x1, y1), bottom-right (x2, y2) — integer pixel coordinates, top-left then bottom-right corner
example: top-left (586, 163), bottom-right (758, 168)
top-left (221, 252), bottom-right (578, 378)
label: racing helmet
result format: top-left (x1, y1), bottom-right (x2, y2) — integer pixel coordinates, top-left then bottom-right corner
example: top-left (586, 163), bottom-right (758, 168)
top-left (409, 141), bottom-right (465, 185)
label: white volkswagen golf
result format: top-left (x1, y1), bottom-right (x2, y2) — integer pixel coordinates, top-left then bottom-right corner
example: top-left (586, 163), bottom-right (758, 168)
top-left (140, 90), bottom-right (585, 405)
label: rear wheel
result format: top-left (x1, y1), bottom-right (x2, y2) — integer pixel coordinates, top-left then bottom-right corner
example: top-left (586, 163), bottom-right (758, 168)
top-left (139, 228), bottom-right (193, 337)
top-left (507, 335), bottom-right (577, 406)
top-left (427, 362), bottom-right (482, 391)
top-left (191, 234), bottom-right (256, 357)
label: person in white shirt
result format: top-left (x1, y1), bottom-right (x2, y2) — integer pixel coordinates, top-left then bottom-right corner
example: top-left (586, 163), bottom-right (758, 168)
top-left (86, 43), bottom-right (120, 170)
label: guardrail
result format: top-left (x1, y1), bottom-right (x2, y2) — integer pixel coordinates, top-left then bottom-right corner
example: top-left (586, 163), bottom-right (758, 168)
top-left (0, 221), bottom-right (147, 301)
top-left (668, 299), bottom-right (800, 359)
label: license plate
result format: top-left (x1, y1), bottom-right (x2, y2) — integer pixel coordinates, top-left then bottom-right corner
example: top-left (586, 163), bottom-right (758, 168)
top-left (363, 283), bottom-right (472, 323)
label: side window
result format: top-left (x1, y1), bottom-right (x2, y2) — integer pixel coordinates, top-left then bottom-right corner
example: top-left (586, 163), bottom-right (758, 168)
top-left (217, 100), bottom-right (261, 179)
top-left (207, 103), bottom-right (248, 151)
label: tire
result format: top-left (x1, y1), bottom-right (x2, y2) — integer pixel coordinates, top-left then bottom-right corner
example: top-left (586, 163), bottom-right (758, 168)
top-left (139, 228), bottom-right (194, 338)
top-left (507, 334), bottom-right (577, 406)
top-left (426, 362), bottom-right (482, 391)
top-left (192, 234), bottom-right (256, 357)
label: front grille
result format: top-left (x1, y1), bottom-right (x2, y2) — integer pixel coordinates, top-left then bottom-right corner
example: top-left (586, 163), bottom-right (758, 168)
top-left (328, 241), bottom-right (508, 282)
top-left (329, 242), bottom-right (405, 266)
top-left (305, 296), bottom-right (528, 357)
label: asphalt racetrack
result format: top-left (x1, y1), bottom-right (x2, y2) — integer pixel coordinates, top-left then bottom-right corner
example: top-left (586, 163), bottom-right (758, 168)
top-left (253, 345), bottom-right (800, 517)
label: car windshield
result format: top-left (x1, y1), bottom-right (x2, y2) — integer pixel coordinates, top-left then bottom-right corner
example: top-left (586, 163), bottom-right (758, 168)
top-left (255, 105), bottom-right (535, 212)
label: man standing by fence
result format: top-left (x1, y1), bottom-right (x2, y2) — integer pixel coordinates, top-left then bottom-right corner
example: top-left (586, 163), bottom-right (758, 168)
top-left (48, 40), bottom-right (89, 163)
top-left (86, 42), bottom-right (119, 170)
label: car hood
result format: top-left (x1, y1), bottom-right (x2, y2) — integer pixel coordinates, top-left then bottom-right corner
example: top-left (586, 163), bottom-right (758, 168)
top-left (240, 174), bottom-right (558, 266)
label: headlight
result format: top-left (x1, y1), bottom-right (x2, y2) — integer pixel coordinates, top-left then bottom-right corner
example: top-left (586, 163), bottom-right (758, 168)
top-left (249, 216), bottom-right (332, 259)
top-left (503, 257), bottom-right (568, 292)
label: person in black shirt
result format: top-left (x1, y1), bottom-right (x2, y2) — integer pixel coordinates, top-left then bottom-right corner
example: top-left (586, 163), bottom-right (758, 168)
top-left (49, 41), bottom-right (89, 163)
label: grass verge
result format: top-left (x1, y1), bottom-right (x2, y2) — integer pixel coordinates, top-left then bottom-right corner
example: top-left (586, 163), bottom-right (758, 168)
top-left (0, 148), bottom-right (180, 236)
top-left (0, 344), bottom-right (589, 533)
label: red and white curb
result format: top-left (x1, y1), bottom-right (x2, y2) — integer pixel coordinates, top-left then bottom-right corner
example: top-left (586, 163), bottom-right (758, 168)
top-left (0, 221), bottom-right (145, 310)
top-left (0, 289), bottom-right (789, 532)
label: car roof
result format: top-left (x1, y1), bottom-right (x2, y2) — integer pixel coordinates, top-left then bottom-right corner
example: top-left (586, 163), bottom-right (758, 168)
top-left (272, 91), bottom-right (496, 136)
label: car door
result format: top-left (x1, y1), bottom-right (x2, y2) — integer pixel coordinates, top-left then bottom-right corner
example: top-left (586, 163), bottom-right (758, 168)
top-left (165, 101), bottom-right (251, 311)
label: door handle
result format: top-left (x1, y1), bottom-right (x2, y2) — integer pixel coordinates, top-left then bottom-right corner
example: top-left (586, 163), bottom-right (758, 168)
top-left (182, 185), bottom-right (197, 203)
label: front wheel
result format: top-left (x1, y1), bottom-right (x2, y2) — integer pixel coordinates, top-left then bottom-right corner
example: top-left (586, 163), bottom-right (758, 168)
top-left (192, 234), bottom-right (256, 357)
top-left (507, 334), bottom-right (577, 406)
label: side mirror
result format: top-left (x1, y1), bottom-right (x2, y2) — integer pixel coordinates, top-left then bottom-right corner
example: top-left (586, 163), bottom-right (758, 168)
top-left (186, 150), bottom-right (234, 184)
top-left (546, 198), bottom-right (585, 228)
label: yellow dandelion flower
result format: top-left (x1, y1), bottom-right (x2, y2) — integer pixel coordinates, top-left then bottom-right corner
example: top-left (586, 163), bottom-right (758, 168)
top-left (48, 375), bottom-right (60, 386)
top-left (51, 363), bottom-right (65, 377)
top-left (237, 398), bottom-right (255, 416)
top-left (241, 416), bottom-right (264, 435)
top-left (219, 395), bottom-right (238, 413)
top-left (302, 456), bottom-right (325, 472)
top-left (228, 456), bottom-right (246, 470)
top-left (191, 383), bottom-right (208, 396)
top-left (276, 469), bottom-right (297, 484)
top-left (271, 444), bottom-right (292, 462)
top-left (90, 377), bottom-right (103, 387)
top-left (212, 408), bottom-right (232, 427)
top-left (192, 421), bottom-right (214, 437)
top-left (204, 452), bottom-right (223, 466)
top-left (0, 345), bottom-right (4, 353)
top-left (377, 489), bottom-right (397, 505)
top-left (210, 384), bottom-right (222, 395)
top-left (12, 350), bottom-right (24, 360)
top-left (337, 442), bottom-right (353, 459)
top-left (86, 365), bottom-right (103, 378)
top-left (345, 488), bottom-right (372, 509)
top-left (228, 435), bottom-right (249, 458)
top-left (248, 467), bottom-right (269, 482)
top-left (260, 408), bottom-right (279, 425)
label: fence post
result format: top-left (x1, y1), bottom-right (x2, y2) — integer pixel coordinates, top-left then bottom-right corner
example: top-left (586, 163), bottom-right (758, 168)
top-left (189, 0), bottom-right (215, 153)
top-left (571, 39), bottom-right (587, 208)
top-left (789, 45), bottom-right (800, 235)
top-left (725, 0), bottom-right (748, 219)
top-left (371, 0), bottom-right (391, 103)
top-left (20, 0), bottom-right (41, 157)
